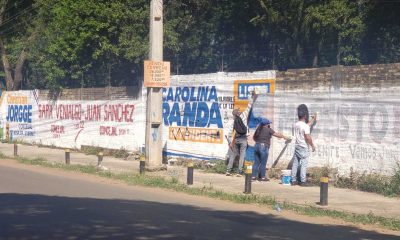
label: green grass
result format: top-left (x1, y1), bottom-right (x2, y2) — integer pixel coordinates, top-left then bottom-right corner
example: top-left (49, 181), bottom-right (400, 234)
top-left (274, 165), bottom-right (400, 197)
top-left (81, 145), bottom-right (102, 156)
top-left (336, 166), bottom-right (400, 197)
top-left (204, 160), bottom-right (227, 174)
top-left (81, 145), bottom-right (130, 159)
top-left (1, 152), bottom-right (400, 231)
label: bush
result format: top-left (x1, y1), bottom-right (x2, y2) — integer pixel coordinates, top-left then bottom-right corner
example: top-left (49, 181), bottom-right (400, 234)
top-left (335, 164), bottom-right (400, 197)
top-left (205, 160), bottom-right (227, 174)
top-left (307, 166), bottom-right (337, 186)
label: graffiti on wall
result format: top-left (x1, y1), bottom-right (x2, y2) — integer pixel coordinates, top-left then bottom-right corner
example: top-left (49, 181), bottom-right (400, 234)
top-left (163, 86), bottom-right (223, 143)
top-left (233, 79), bottom-right (276, 161)
top-left (0, 91), bottom-right (36, 140)
top-left (263, 94), bottom-right (400, 175)
top-left (0, 91), bottom-right (145, 151)
top-left (1, 70), bottom-right (398, 175)
top-left (161, 71), bottom-right (277, 160)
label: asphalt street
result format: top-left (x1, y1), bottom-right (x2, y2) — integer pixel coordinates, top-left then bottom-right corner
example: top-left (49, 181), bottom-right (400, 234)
top-left (0, 161), bottom-right (398, 240)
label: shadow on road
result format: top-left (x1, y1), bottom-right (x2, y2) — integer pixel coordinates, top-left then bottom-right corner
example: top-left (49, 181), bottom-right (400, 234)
top-left (0, 193), bottom-right (397, 240)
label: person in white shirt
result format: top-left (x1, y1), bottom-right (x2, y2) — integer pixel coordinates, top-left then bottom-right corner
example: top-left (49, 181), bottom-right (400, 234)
top-left (290, 108), bottom-right (316, 186)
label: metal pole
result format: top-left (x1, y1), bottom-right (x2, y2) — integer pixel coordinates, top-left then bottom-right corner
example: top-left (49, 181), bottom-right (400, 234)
top-left (140, 155), bottom-right (146, 174)
top-left (244, 167), bottom-right (252, 194)
top-left (97, 152), bottom-right (103, 166)
top-left (145, 0), bottom-right (163, 168)
top-left (65, 149), bottom-right (70, 165)
top-left (187, 162), bottom-right (194, 185)
top-left (13, 141), bottom-right (17, 157)
top-left (320, 177), bottom-right (329, 206)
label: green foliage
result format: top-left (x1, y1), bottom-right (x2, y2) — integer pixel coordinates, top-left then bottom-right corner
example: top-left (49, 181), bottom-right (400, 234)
top-left (204, 160), bottom-right (227, 174)
top-left (112, 148), bottom-right (130, 159)
top-left (307, 166), bottom-right (337, 186)
top-left (336, 165), bottom-right (400, 197)
top-left (81, 146), bottom-right (102, 156)
top-left (27, 0), bottom-right (149, 90)
top-left (80, 145), bottom-right (129, 159)
top-left (1, 0), bottom-right (400, 88)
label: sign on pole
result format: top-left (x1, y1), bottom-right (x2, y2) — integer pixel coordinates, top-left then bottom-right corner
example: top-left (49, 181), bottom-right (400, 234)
top-left (144, 60), bottom-right (170, 87)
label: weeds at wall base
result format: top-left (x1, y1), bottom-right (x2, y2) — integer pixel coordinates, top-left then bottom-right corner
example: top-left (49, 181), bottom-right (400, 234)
top-left (1, 152), bottom-right (399, 231)
top-left (2, 140), bottom-right (131, 159)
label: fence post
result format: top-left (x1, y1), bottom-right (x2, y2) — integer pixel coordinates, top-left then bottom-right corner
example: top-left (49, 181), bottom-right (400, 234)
top-left (187, 162), bottom-right (194, 185)
top-left (65, 149), bottom-right (70, 165)
top-left (97, 152), bottom-right (103, 166)
top-left (243, 163), bottom-right (252, 194)
top-left (13, 141), bottom-right (18, 157)
top-left (140, 155), bottom-right (145, 174)
top-left (320, 177), bottom-right (329, 206)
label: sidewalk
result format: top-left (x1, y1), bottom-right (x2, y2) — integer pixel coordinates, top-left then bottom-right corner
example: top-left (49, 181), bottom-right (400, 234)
top-left (0, 142), bottom-right (399, 219)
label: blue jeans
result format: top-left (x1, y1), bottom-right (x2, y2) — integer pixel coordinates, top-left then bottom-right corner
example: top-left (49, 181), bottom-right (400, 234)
top-left (227, 137), bottom-right (247, 173)
top-left (291, 146), bottom-right (309, 183)
top-left (252, 143), bottom-right (269, 178)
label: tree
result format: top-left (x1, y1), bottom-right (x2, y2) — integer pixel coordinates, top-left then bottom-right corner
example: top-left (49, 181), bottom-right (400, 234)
top-left (0, 0), bottom-right (34, 90)
top-left (164, 0), bottom-right (268, 74)
top-left (305, 0), bottom-right (365, 66)
top-left (27, 0), bottom-right (149, 90)
top-left (3, 0), bottom-right (399, 89)
top-left (362, 1), bottom-right (400, 64)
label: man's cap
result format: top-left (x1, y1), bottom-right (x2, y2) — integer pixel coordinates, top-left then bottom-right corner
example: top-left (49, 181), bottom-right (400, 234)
top-left (260, 117), bottom-right (272, 125)
top-left (232, 108), bottom-right (240, 115)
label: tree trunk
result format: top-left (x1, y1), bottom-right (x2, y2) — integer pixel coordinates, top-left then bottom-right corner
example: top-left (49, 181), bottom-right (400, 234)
top-left (312, 54), bottom-right (318, 68)
top-left (0, 0), bottom-right (14, 90)
top-left (14, 49), bottom-right (27, 90)
top-left (337, 35), bottom-right (341, 66)
top-left (312, 39), bottom-right (322, 68)
top-left (0, 37), bottom-right (14, 90)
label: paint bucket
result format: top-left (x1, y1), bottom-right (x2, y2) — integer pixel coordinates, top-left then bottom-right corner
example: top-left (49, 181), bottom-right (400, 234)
top-left (281, 170), bottom-right (291, 185)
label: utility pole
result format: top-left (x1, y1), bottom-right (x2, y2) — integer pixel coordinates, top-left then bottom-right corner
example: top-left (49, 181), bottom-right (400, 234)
top-left (145, 0), bottom-right (163, 168)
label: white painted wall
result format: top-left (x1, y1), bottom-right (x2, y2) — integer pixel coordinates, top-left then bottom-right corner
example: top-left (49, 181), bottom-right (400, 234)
top-left (0, 91), bottom-right (145, 151)
top-left (1, 70), bottom-right (398, 176)
top-left (264, 94), bottom-right (400, 175)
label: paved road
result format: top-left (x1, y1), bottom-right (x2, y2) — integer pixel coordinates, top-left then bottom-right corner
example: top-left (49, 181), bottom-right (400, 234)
top-left (0, 160), bottom-right (398, 240)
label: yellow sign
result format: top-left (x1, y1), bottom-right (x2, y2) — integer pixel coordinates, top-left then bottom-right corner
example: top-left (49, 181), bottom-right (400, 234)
top-left (144, 60), bottom-right (170, 87)
top-left (169, 127), bottom-right (223, 144)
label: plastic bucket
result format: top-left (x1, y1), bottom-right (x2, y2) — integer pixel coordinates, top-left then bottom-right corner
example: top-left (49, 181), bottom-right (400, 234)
top-left (281, 170), bottom-right (292, 185)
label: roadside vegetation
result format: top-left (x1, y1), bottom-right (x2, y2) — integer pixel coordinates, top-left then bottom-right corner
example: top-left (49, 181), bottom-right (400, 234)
top-left (1, 152), bottom-right (399, 231)
top-left (335, 166), bottom-right (400, 197)
top-left (80, 145), bottom-right (129, 160)
top-left (1, 1), bottom-right (400, 91)
top-left (204, 160), bottom-right (400, 197)
top-left (2, 140), bottom-right (131, 160)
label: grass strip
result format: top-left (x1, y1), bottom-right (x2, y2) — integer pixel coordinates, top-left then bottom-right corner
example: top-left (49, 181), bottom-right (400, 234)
top-left (2, 153), bottom-right (399, 231)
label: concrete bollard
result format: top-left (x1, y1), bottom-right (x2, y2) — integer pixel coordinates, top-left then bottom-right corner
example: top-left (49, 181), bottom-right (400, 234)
top-left (13, 141), bottom-right (18, 157)
top-left (139, 155), bottom-right (145, 174)
top-left (243, 167), bottom-right (252, 194)
top-left (320, 177), bottom-right (329, 206)
top-left (97, 152), bottom-right (103, 166)
top-left (187, 162), bottom-right (194, 185)
top-left (65, 149), bottom-right (70, 165)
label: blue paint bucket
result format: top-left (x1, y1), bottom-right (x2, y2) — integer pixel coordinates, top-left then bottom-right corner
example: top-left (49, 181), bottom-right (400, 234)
top-left (281, 170), bottom-right (291, 185)
top-left (282, 175), bottom-right (291, 185)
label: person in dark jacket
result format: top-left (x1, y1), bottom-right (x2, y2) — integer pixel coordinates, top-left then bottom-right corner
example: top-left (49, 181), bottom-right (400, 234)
top-left (252, 118), bottom-right (289, 181)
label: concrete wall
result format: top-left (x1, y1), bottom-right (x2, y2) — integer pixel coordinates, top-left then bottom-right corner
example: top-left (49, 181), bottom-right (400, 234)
top-left (1, 62), bottom-right (399, 175)
top-left (276, 63), bottom-right (400, 94)
top-left (271, 63), bottom-right (400, 175)
top-left (0, 89), bottom-right (145, 151)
